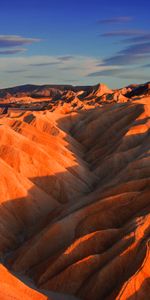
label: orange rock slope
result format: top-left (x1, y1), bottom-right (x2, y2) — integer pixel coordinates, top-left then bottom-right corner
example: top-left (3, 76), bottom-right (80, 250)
top-left (0, 83), bottom-right (150, 300)
top-left (0, 264), bottom-right (48, 300)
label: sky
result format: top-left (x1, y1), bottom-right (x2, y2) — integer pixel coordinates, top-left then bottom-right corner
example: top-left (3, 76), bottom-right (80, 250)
top-left (0, 0), bottom-right (150, 88)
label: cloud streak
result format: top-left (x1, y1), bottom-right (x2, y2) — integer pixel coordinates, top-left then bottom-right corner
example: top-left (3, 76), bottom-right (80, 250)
top-left (141, 63), bottom-right (150, 68)
top-left (0, 35), bottom-right (40, 48)
top-left (5, 69), bottom-right (27, 73)
top-left (87, 68), bottom-right (126, 77)
top-left (100, 30), bottom-right (146, 37)
top-left (122, 34), bottom-right (150, 44)
top-left (28, 62), bottom-right (61, 67)
top-left (99, 54), bottom-right (149, 66)
top-left (87, 67), bottom-right (149, 81)
top-left (57, 55), bottom-right (74, 61)
top-left (0, 35), bottom-right (40, 56)
top-left (120, 42), bottom-right (150, 55)
top-left (98, 41), bottom-right (150, 66)
top-left (25, 75), bottom-right (51, 79)
top-left (97, 16), bottom-right (132, 24)
top-left (60, 66), bottom-right (78, 71)
top-left (0, 48), bottom-right (26, 55)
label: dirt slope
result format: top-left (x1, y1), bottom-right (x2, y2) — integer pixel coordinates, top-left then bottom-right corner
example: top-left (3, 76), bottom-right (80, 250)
top-left (0, 82), bottom-right (149, 299)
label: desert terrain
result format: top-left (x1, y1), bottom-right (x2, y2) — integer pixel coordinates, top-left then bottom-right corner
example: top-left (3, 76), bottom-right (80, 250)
top-left (0, 81), bottom-right (149, 300)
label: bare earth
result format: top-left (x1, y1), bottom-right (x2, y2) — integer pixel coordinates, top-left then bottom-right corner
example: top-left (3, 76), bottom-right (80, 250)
top-left (0, 82), bottom-right (150, 299)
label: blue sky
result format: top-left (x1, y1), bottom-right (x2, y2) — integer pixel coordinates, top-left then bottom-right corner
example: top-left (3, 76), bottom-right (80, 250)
top-left (0, 0), bottom-right (150, 88)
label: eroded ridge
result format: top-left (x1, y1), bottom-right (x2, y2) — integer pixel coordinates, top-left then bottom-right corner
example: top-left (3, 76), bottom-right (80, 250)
top-left (0, 89), bottom-right (149, 299)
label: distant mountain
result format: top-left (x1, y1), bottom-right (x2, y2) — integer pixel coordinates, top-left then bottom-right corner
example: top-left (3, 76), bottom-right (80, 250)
top-left (0, 81), bottom-right (149, 101)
